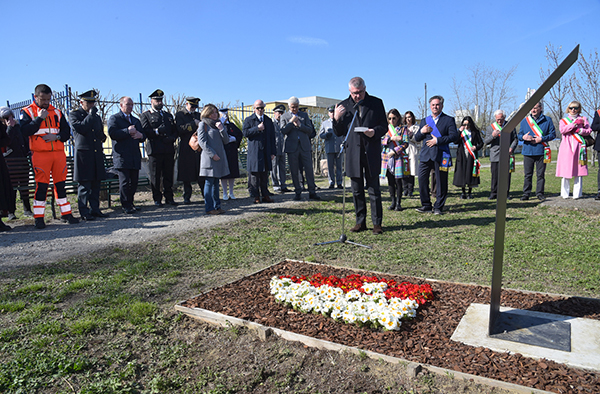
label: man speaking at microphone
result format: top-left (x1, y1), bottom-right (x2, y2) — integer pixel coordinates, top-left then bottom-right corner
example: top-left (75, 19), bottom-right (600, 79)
top-left (21, 84), bottom-right (79, 229)
top-left (333, 77), bottom-right (387, 235)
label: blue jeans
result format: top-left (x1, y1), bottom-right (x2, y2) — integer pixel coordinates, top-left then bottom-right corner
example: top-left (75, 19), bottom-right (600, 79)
top-left (204, 177), bottom-right (220, 212)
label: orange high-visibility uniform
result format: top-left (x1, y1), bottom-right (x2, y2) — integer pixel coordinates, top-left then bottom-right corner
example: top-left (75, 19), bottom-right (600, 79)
top-left (21, 102), bottom-right (72, 218)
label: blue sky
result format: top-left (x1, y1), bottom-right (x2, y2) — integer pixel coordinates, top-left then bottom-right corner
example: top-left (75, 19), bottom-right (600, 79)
top-left (1, 0), bottom-right (598, 115)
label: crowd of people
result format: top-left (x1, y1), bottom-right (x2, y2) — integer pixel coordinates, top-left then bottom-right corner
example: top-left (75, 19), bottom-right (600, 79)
top-left (1, 81), bottom-right (600, 233)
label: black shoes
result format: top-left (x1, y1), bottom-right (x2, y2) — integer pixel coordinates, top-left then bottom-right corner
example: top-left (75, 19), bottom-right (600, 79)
top-left (328, 184), bottom-right (335, 189)
top-left (35, 217), bottom-right (46, 229)
top-left (537, 194), bottom-right (546, 202)
top-left (154, 201), bottom-right (164, 207)
top-left (415, 206), bottom-right (432, 213)
top-left (123, 207), bottom-right (135, 214)
top-left (61, 214), bottom-right (80, 224)
top-left (520, 195), bottom-right (530, 201)
top-left (81, 214), bottom-right (95, 221)
top-left (166, 200), bottom-right (178, 206)
top-left (308, 193), bottom-right (321, 201)
top-left (91, 211), bottom-right (109, 218)
top-left (0, 221), bottom-right (11, 231)
top-left (434, 209), bottom-right (443, 215)
top-left (595, 193), bottom-right (600, 201)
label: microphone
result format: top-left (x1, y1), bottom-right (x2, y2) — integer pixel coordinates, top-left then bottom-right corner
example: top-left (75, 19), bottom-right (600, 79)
top-left (352, 99), bottom-right (364, 110)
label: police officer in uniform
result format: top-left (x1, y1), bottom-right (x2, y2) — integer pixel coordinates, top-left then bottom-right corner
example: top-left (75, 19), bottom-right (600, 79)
top-left (69, 90), bottom-right (108, 220)
top-left (140, 89), bottom-right (178, 206)
top-left (175, 97), bottom-right (204, 204)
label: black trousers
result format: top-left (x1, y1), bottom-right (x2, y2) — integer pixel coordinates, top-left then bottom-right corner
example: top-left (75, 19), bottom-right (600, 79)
top-left (418, 160), bottom-right (448, 211)
top-left (249, 171), bottom-right (269, 199)
top-left (522, 155), bottom-right (546, 197)
top-left (490, 161), bottom-right (512, 197)
top-left (117, 168), bottom-right (139, 209)
top-left (183, 177), bottom-right (205, 200)
top-left (148, 154), bottom-right (174, 203)
top-left (350, 169), bottom-right (382, 227)
top-left (77, 180), bottom-right (101, 215)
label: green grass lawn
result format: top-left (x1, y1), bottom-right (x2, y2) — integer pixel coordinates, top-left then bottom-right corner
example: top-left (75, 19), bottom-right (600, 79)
top-left (0, 159), bottom-right (599, 393)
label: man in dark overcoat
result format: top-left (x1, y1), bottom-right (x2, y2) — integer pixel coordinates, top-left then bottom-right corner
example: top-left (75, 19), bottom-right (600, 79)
top-left (333, 77), bottom-right (387, 234)
top-left (175, 97), bottom-right (203, 204)
top-left (69, 90), bottom-right (107, 220)
top-left (140, 89), bottom-right (178, 206)
top-left (242, 99), bottom-right (277, 203)
top-left (107, 96), bottom-right (145, 214)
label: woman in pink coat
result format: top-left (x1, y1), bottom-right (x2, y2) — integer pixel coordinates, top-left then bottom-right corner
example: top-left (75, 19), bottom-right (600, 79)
top-left (556, 101), bottom-right (592, 199)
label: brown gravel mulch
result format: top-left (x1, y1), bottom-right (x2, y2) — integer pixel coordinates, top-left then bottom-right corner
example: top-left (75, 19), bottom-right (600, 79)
top-left (182, 260), bottom-right (600, 394)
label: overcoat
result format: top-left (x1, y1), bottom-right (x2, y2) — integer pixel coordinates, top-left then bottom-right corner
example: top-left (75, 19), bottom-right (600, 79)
top-left (222, 123), bottom-right (243, 179)
top-left (555, 114), bottom-right (591, 178)
top-left (198, 120), bottom-right (230, 178)
top-left (175, 109), bottom-right (201, 182)
top-left (453, 128), bottom-right (484, 187)
top-left (242, 113), bottom-right (276, 172)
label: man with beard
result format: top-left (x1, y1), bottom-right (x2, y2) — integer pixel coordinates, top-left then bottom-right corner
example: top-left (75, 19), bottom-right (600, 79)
top-left (20, 84), bottom-right (79, 229)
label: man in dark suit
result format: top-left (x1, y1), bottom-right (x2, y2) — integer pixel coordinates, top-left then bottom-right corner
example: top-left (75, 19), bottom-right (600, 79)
top-left (175, 97), bottom-right (203, 204)
top-left (140, 89), bottom-right (178, 207)
top-left (281, 96), bottom-right (320, 201)
top-left (69, 90), bottom-right (108, 220)
top-left (415, 95), bottom-right (459, 215)
top-left (333, 77), bottom-right (387, 234)
top-left (242, 100), bottom-right (277, 203)
top-left (108, 96), bottom-right (146, 214)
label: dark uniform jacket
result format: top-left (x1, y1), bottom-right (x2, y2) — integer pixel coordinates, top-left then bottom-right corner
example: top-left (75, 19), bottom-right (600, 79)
top-left (223, 123), bottom-right (243, 179)
top-left (107, 111), bottom-right (145, 170)
top-left (140, 109), bottom-right (177, 156)
top-left (175, 109), bottom-right (201, 182)
top-left (242, 113), bottom-right (276, 173)
top-left (69, 107), bottom-right (107, 182)
top-left (3, 123), bottom-right (28, 158)
top-left (333, 92), bottom-right (387, 178)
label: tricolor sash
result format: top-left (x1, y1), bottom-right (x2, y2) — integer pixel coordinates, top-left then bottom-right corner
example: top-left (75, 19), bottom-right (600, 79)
top-left (561, 116), bottom-right (587, 165)
top-left (509, 154), bottom-right (515, 173)
top-left (491, 121), bottom-right (502, 133)
top-left (426, 116), bottom-right (452, 171)
top-left (380, 125), bottom-right (408, 178)
top-left (525, 115), bottom-right (551, 163)
top-left (460, 129), bottom-right (480, 177)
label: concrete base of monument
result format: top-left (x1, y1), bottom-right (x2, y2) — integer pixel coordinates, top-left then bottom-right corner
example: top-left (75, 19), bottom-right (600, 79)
top-left (451, 303), bottom-right (600, 372)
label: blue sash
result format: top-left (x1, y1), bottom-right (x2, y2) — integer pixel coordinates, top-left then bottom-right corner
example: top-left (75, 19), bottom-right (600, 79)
top-left (426, 116), bottom-right (452, 171)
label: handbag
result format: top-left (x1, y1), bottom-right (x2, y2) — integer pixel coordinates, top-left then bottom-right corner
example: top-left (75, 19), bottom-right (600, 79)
top-left (188, 122), bottom-right (203, 152)
top-left (584, 134), bottom-right (596, 146)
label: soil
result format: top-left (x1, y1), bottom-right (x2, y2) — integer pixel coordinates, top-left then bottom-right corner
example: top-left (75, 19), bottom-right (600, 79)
top-left (183, 260), bottom-right (600, 394)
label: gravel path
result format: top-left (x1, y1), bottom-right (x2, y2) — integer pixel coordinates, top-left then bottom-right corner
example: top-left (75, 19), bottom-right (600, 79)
top-left (0, 188), bottom-right (331, 272)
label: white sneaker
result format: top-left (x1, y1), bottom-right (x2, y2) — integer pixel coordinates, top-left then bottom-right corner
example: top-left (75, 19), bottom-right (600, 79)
top-left (223, 194), bottom-right (230, 201)
top-left (229, 192), bottom-right (236, 200)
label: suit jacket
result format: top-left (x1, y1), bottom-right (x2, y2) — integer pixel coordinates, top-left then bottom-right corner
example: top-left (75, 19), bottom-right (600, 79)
top-left (592, 110), bottom-right (600, 152)
top-left (415, 113), bottom-right (459, 163)
top-left (484, 123), bottom-right (517, 162)
top-left (242, 113), bottom-right (276, 172)
top-left (333, 92), bottom-right (387, 178)
top-left (107, 111), bottom-right (146, 170)
top-left (280, 110), bottom-right (315, 153)
top-left (140, 109), bottom-right (177, 156)
top-left (69, 107), bottom-right (107, 182)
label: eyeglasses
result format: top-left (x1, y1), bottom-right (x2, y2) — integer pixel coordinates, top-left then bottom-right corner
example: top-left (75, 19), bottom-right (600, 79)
top-left (569, 107), bottom-right (580, 110)
top-left (255, 107), bottom-right (265, 110)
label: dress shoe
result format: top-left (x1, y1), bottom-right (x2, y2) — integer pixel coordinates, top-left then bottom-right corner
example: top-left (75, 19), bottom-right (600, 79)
top-left (35, 217), bottom-right (46, 229)
top-left (281, 187), bottom-right (290, 193)
top-left (254, 197), bottom-right (260, 204)
top-left (91, 211), bottom-right (109, 218)
top-left (337, 185), bottom-right (343, 189)
top-left (262, 196), bottom-right (274, 203)
top-left (0, 221), bottom-right (11, 231)
top-left (349, 223), bottom-right (367, 232)
top-left (489, 194), bottom-right (497, 200)
top-left (183, 199), bottom-right (191, 205)
top-left (328, 184), bottom-right (335, 189)
top-left (122, 207), bottom-right (135, 214)
top-left (415, 206), bottom-right (432, 213)
top-left (132, 205), bottom-right (141, 211)
top-left (81, 214), bottom-right (95, 221)
top-left (520, 195), bottom-right (530, 201)
top-left (460, 192), bottom-right (467, 199)
top-left (61, 214), bottom-right (80, 224)
top-left (595, 193), bottom-right (600, 201)
top-left (394, 205), bottom-right (403, 211)
top-left (372, 225), bottom-right (383, 235)
top-left (216, 208), bottom-right (226, 214)
top-left (433, 209), bottom-right (443, 215)
top-left (293, 193), bottom-right (302, 201)
top-left (166, 200), bottom-right (178, 206)
top-left (154, 201), bottom-right (164, 207)
top-left (388, 202), bottom-right (396, 210)
top-left (7, 213), bottom-right (17, 220)
top-left (537, 194), bottom-right (546, 202)
top-left (207, 209), bottom-right (222, 215)
top-left (308, 193), bottom-right (321, 201)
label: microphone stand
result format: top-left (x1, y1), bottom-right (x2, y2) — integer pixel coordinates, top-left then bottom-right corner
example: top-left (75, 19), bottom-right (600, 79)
top-left (314, 101), bottom-right (371, 249)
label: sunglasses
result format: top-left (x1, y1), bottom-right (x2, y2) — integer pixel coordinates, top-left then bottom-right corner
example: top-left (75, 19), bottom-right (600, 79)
top-left (388, 116), bottom-right (397, 120)
top-left (255, 107), bottom-right (265, 110)
top-left (569, 107), bottom-right (580, 110)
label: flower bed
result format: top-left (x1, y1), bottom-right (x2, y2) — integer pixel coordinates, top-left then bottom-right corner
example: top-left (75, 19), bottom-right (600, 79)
top-left (270, 274), bottom-right (434, 331)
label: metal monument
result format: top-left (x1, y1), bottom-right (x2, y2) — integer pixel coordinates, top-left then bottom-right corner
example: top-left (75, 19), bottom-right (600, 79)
top-left (488, 45), bottom-right (580, 344)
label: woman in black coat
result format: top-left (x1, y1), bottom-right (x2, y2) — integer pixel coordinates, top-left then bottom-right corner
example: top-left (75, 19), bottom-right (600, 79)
top-left (0, 119), bottom-right (15, 231)
top-left (220, 110), bottom-right (243, 200)
top-left (453, 116), bottom-right (483, 199)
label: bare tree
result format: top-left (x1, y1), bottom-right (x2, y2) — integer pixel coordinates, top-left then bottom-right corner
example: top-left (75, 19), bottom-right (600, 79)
top-left (95, 91), bottom-right (120, 124)
top-left (165, 93), bottom-right (188, 115)
top-left (570, 48), bottom-right (600, 165)
top-left (539, 43), bottom-right (576, 129)
top-left (450, 63), bottom-right (518, 129)
top-left (414, 94), bottom-right (428, 120)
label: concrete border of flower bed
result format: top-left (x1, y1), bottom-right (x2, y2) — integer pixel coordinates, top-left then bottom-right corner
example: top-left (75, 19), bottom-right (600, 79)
top-left (175, 259), bottom-right (574, 394)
